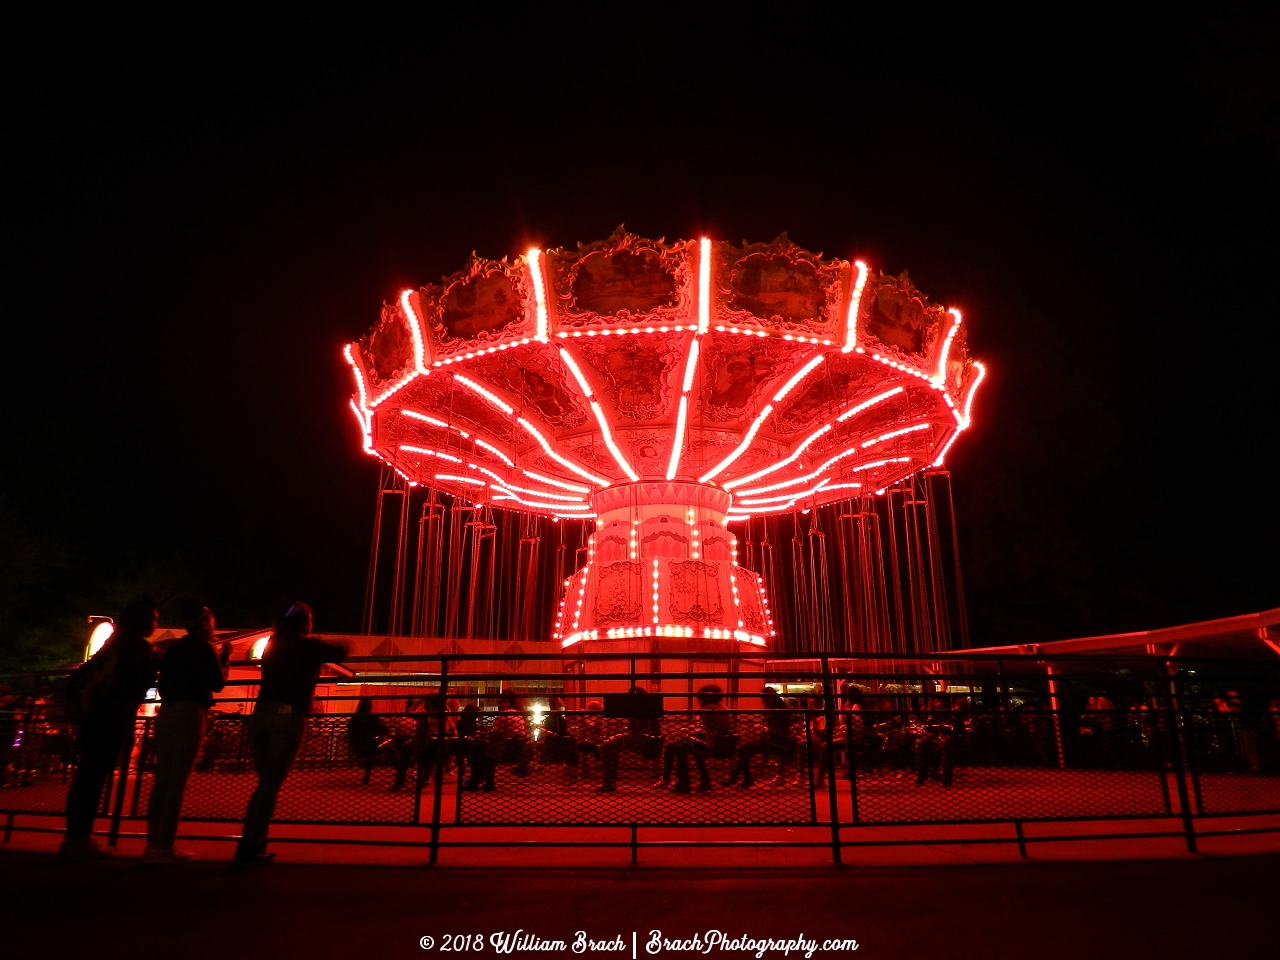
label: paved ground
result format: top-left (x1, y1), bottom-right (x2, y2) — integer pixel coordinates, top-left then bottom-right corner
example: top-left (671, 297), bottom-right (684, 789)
top-left (10, 765), bottom-right (1277, 824)
top-left (6, 809), bottom-right (1280, 867)
top-left (3, 849), bottom-right (1277, 960)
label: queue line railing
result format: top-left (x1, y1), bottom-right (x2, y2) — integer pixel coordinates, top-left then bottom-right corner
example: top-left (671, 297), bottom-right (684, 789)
top-left (2, 651), bottom-right (1279, 863)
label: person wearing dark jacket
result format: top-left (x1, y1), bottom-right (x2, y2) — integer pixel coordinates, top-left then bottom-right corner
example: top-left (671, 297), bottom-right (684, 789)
top-left (235, 602), bottom-right (347, 864)
top-left (59, 599), bottom-right (159, 862)
top-left (347, 698), bottom-right (388, 785)
top-left (726, 688), bottom-right (796, 788)
top-left (142, 597), bottom-right (230, 865)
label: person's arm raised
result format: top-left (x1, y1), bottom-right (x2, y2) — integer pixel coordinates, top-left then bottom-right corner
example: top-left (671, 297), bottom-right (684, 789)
top-left (320, 639), bottom-right (351, 664)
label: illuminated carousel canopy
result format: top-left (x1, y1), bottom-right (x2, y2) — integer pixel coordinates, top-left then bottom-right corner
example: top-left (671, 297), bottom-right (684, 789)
top-left (345, 229), bottom-right (985, 648)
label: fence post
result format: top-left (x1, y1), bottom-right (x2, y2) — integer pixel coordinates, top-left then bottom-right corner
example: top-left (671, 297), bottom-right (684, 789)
top-left (411, 713), bottom-right (425, 826)
top-left (129, 717), bottom-right (153, 818)
top-left (107, 719), bottom-right (138, 847)
top-left (820, 656), bottom-right (842, 864)
top-left (18, 678), bottom-right (43, 787)
top-left (428, 658), bottom-right (450, 864)
top-left (1045, 665), bottom-right (1067, 768)
top-left (803, 703), bottom-right (818, 824)
top-left (1165, 660), bottom-right (1198, 853)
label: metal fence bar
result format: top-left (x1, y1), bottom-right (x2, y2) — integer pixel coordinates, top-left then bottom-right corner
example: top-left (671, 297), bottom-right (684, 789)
top-left (821, 656), bottom-right (841, 863)
top-left (1165, 666), bottom-right (1199, 853)
top-left (129, 717), bottom-right (152, 820)
top-left (3, 652), bottom-right (1278, 862)
top-left (429, 658), bottom-right (449, 864)
top-left (106, 725), bottom-right (135, 847)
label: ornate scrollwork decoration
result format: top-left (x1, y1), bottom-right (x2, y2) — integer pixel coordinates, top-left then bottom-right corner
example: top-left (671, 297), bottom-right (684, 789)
top-left (668, 560), bottom-right (724, 624)
top-left (594, 560), bottom-right (644, 625)
top-left (418, 256), bottom-right (534, 356)
top-left (714, 235), bottom-right (846, 337)
top-left (547, 226), bottom-right (694, 329)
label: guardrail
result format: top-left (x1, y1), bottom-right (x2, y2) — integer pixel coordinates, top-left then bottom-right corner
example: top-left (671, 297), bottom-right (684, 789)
top-left (2, 651), bottom-right (1279, 862)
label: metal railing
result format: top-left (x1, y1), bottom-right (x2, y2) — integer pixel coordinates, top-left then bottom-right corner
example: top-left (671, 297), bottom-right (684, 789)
top-left (2, 651), bottom-right (1279, 862)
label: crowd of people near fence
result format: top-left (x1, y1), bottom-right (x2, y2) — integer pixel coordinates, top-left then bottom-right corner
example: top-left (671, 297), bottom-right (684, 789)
top-left (19, 597), bottom-right (349, 865)
top-left (333, 684), bottom-right (1280, 797)
top-left (1, 597), bottom-right (1279, 866)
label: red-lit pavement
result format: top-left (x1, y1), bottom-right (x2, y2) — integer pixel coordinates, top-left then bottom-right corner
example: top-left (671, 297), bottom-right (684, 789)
top-left (2, 848), bottom-right (1276, 960)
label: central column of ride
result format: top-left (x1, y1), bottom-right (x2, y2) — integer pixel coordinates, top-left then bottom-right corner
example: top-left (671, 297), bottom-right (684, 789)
top-left (554, 481), bottom-right (773, 697)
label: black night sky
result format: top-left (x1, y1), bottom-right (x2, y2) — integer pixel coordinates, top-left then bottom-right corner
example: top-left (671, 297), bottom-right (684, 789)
top-left (4, 9), bottom-right (1277, 661)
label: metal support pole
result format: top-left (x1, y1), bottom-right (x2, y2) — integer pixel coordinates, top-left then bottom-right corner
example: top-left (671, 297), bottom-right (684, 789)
top-left (821, 656), bottom-right (843, 864)
top-left (363, 466), bottom-right (389, 635)
top-left (1165, 660), bottom-right (1198, 853)
top-left (429, 659), bottom-right (450, 864)
top-left (129, 717), bottom-right (153, 818)
top-left (1046, 665), bottom-right (1067, 769)
top-left (107, 721), bottom-right (137, 847)
top-left (411, 713), bottom-right (425, 827)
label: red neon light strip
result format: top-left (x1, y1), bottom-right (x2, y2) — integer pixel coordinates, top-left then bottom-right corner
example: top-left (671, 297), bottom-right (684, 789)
top-left (666, 239), bottom-right (712, 480)
top-left (861, 422), bottom-right (931, 449)
top-left (527, 249), bottom-right (549, 342)
top-left (559, 346), bottom-right (638, 482)
top-left (400, 408), bottom-right (517, 468)
top-left (492, 492), bottom-right (591, 511)
top-left (666, 394), bottom-right (690, 481)
top-left (436, 337), bottom-right (536, 367)
top-left (728, 478), bottom-right (832, 515)
top-left (701, 351), bottom-right (826, 483)
top-left (560, 325), bottom-right (694, 338)
top-left (724, 385), bottom-right (906, 491)
top-left (556, 325), bottom-right (832, 345)
top-left (400, 409), bottom-right (461, 433)
top-left (934, 309), bottom-right (961, 383)
top-left (369, 372), bottom-right (419, 408)
top-left (590, 400), bottom-right (639, 482)
top-left (465, 464), bottom-right (583, 506)
top-left (453, 374), bottom-right (514, 415)
top-left (841, 260), bottom-right (870, 353)
top-left (773, 353), bottom-right (826, 402)
top-left (931, 360), bottom-right (986, 467)
top-left (344, 345), bottom-right (371, 411)
top-left (698, 403), bottom-right (772, 482)
top-left (696, 237), bottom-right (711, 335)
top-left (836, 385), bottom-right (906, 423)
top-left (473, 438), bottom-right (515, 468)
top-left (737, 454), bottom-right (912, 498)
top-left (959, 360), bottom-right (985, 428)
top-left (399, 444), bottom-right (463, 463)
top-left (399, 290), bottom-right (429, 374)
top-left (489, 480), bottom-right (585, 503)
top-left (522, 470), bottom-right (590, 494)
top-left (434, 473), bottom-right (485, 486)
top-left (517, 417), bottom-right (610, 486)
top-left (453, 371), bottom-right (608, 487)
top-left (681, 338), bottom-right (701, 393)
top-left (348, 400), bottom-right (374, 455)
top-left (345, 292), bottom-right (433, 410)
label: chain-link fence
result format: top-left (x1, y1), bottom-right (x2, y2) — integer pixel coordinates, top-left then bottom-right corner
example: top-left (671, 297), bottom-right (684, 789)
top-left (3, 652), bottom-right (1279, 858)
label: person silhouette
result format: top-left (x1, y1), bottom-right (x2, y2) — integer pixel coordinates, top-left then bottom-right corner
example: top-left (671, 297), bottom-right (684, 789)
top-left (59, 599), bottom-right (159, 862)
top-left (143, 597), bottom-right (230, 864)
top-left (234, 602), bottom-right (347, 864)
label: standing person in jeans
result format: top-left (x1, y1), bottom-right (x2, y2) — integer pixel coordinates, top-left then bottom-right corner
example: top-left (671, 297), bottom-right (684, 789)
top-left (235, 602), bottom-right (347, 864)
top-left (59, 599), bottom-right (159, 862)
top-left (142, 597), bottom-right (230, 865)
